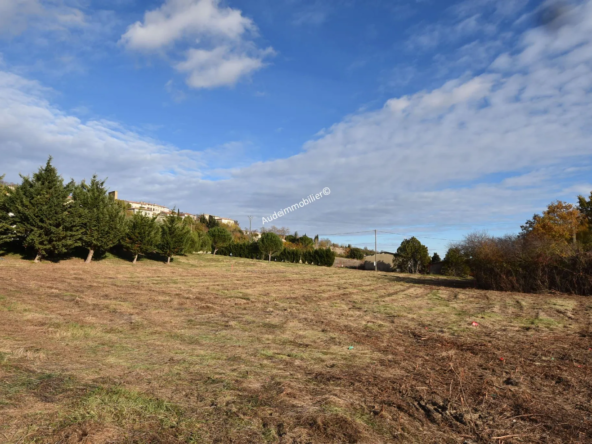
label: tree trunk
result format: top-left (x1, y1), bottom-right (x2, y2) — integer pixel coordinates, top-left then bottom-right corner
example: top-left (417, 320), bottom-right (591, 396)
top-left (213, 249), bottom-right (217, 256)
top-left (268, 253), bottom-right (271, 261)
top-left (167, 256), bottom-right (171, 264)
top-left (85, 249), bottom-right (94, 264)
top-left (34, 252), bottom-right (42, 263)
top-left (133, 254), bottom-right (138, 264)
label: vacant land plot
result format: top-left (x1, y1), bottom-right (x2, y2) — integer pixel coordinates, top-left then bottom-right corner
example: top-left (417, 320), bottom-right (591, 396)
top-left (0, 254), bottom-right (591, 443)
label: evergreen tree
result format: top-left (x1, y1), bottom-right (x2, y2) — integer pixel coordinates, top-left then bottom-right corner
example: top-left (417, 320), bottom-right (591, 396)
top-left (578, 191), bottom-right (592, 225)
top-left (431, 252), bottom-right (442, 263)
top-left (442, 247), bottom-right (470, 277)
top-left (0, 175), bottom-right (14, 246)
top-left (258, 232), bottom-right (284, 261)
top-left (206, 215), bottom-right (220, 229)
top-left (122, 212), bottom-right (160, 264)
top-left (159, 211), bottom-right (192, 264)
top-left (299, 234), bottom-right (314, 249)
top-left (393, 237), bottom-right (430, 274)
top-left (72, 175), bottom-right (126, 263)
top-left (207, 226), bottom-right (232, 255)
top-left (5, 158), bottom-right (79, 262)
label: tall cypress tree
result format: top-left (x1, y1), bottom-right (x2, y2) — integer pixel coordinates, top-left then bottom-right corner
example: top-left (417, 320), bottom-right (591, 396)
top-left (72, 175), bottom-right (126, 263)
top-left (122, 212), bottom-right (160, 264)
top-left (159, 211), bottom-right (192, 264)
top-left (5, 158), bottom-right (80, 262)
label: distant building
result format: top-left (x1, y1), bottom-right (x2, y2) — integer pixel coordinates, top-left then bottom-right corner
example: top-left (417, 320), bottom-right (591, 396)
top-left (0, 181), bottom-right (17, 191)
top-left (126, 201), bottom-right (171, 218)
top-left (108, 191), bottom-right (232, 224)
top-left (201, 214), bottom-right (239, 226)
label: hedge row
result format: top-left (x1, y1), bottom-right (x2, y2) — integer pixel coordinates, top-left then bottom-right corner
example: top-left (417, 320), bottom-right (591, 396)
top-left (217, 241), bottom-right (335, 267)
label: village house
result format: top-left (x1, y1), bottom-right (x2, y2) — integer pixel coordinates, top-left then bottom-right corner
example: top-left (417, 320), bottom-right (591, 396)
top-left (201, 214), bottom-right (239, 226)
top-left (108, 191), bottom-right (234, 225)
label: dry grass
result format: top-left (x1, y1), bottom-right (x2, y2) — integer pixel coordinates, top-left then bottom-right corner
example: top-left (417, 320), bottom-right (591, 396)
top-left (0, 253), bottom-right (591, 443)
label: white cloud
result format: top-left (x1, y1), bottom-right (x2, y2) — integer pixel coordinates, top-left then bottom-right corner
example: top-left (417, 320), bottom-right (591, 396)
top-left (176, 45), bottom-right (273, 89)
top-left (120, 0), bottom-right (273, 89)
top-left (0, 0), bottom-right (85, 35)
top-left (1, 0), bottom-right (592, 244)
top-left (120, 0), bottom-right (254, 51)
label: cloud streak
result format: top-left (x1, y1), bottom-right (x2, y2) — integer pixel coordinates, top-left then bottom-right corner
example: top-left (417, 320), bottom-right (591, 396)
top-left (1, 0), bottom-right (592, 242)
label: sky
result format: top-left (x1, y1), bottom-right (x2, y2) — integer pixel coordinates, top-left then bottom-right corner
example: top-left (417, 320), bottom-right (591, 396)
top-left (0, 0), bottom-right (591, 255)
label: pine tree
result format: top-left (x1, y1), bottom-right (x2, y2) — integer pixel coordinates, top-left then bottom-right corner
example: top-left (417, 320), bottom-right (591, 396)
top-left (122, 212), bottom-right (160, 264)
top-left (5, 158), bottom-right (80, 262)
top-left (207, 226), bottom-right (232, 255)
top-left (258, 232), bottom-right (284, 261)
top-left (0, 175), bottom-right (14, 246)
top-left (393, 237), bottom-right (430, 274)
top-left (72, 175), bottom-right (126, 263)
top-left (159, 211), bottom-right (192, 264)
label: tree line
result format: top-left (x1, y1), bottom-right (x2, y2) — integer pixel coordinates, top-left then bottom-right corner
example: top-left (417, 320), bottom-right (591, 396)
top-left (445, 196), bottom-right (592, 295)
top-left (388, 192), bottom-right (592, 295)
top-left (0, 159), bottom-right (336, 267)
top-left (216, 231), bottom-right (336, 267)
top-left (0, 159), bottom-right (211, 263)
top-left (392, 195), bottom-right (592, 295)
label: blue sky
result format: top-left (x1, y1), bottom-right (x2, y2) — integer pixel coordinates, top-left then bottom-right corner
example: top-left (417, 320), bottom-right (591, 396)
top-left (1, 0), bottom-right (592, 255)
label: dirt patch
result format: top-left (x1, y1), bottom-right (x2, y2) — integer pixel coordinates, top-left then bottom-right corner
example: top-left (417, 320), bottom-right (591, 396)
top-left (0, 254), bottom-right (590, 443)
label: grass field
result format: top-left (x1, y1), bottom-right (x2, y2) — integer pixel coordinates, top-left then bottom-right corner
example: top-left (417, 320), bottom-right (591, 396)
top-left (0, 254), bottom-right (591, 443)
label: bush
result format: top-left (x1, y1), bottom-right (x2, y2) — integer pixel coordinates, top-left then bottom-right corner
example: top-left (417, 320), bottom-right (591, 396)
top-left (217, 241), bottom-right (261, 259)
top-left (278, 247), bottom-right (335, 267)
top-left (442, 247), bottom-right (470, 277)
top-left (347, 247), bottom-right (365, 260)
top-left (457, 233), bottom-right (592, 295)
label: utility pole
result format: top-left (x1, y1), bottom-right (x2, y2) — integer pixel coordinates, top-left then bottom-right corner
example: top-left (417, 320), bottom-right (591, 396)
top-left (374, 229), bottom-right (377, 272)
top-left (248, 216), bottom-right (253, 241)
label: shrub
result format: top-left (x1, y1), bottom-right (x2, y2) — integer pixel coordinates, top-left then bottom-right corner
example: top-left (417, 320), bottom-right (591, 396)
top-left (457, 233), bottom-right (592, 295)
top-left (347, 247), bottom-right (365, 260)
top-left (442, 247), bottom-right (470, 277)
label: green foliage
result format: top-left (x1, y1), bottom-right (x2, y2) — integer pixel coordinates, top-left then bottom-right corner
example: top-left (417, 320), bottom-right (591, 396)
top-left (431, 252), bottom-right (442, 263)
top-left (441, 247), bottom-right (470, 277)
top-left (258, 232), bottom-right (284, 261)
top-left (159, 212), bottom-right (192, 263)
top-left (393, 237), bottom-right (430, 274)
top-left (347, 247), bottom-right (365, 260)
top-left (199, 231), bottom-right (212, 253)
top-left (285, 234), bottom-right (297, 243)
top-left (207, 226), bottom-right (232, 255)
top-left (206, 215), bottom-right (219, 229)
top-left (217, 241), bottom-right (336, 267)
top-left (577, 192), bottom-right (592, 226)
top-left (122, 213), bottom-right (160, 263)
top-left (218, 241), bottom-right (261, 259)
top-left (299, 234), bottom-right (314, 249)
top-left (4, 158), bottom-right (80, 261)
top-left (578, 192), bottom-right (592, 249)
top-left (72, 175), bottom-right (126, 262)
top-left (0, 175), bottom-right (13, 246)
top-left (277, 247), bottom-right (335, 267)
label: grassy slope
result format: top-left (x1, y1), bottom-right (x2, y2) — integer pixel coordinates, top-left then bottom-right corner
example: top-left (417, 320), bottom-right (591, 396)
top-left (0, 254), bottom-right (591, 443)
